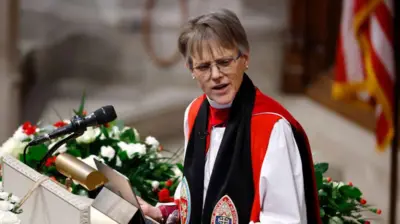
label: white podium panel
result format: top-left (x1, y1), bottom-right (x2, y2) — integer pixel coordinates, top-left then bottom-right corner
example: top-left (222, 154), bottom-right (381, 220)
top-left (1, 155), bottom-right (91, 224)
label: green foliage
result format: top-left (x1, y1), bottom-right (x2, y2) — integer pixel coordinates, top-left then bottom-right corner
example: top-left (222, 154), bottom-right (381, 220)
top-left (9, 98), bottom-right (182, 206)
top-left (73, 91), bottom-right (86, 116)
top-left (2, 94), bottom-right (383, 218)
top-left (315, 162), bottom-right (381, 223)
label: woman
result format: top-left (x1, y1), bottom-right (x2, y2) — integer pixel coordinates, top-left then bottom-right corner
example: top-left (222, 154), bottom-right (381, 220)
top-left (138, 9), bottom-right (321, 224)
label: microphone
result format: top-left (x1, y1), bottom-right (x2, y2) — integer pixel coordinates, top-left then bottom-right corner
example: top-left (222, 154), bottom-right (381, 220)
top-left (28, 105), bottom-right (117, 146)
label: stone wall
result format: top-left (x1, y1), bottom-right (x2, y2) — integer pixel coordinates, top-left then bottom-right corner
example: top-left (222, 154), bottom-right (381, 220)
top-left (17, 0), bottom-right (289, 134)
top-left (0, 0), bottom-right (20, 143)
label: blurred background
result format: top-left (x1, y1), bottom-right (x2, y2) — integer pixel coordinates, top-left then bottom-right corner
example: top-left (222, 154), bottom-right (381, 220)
top-left (0, 0), bottom-right (398, 222)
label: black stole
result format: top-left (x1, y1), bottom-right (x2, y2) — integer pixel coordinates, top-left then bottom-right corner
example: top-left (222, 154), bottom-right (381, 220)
top-left (183, 73), bottom-right (256, 223)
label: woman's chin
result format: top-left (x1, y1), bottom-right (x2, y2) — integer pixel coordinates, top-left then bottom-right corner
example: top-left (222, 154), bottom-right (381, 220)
top-left (211, 94), bottom-right (234, 105)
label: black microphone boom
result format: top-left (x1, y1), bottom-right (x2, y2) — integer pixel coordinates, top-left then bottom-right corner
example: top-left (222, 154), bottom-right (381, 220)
top-left (28, 105), bottom-right (117, 146)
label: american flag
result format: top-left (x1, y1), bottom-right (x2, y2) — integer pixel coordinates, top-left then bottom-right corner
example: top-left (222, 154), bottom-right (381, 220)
top-left (333, 0), bottom-right (394, 151)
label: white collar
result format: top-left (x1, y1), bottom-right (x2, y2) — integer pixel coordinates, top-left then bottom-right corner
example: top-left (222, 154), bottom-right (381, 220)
top-left (206, 96), bottom-right (232, 109)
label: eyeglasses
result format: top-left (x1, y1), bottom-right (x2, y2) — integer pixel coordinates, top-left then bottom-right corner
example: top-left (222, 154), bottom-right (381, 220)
top-left (191, 52), bottom-right (242, 79)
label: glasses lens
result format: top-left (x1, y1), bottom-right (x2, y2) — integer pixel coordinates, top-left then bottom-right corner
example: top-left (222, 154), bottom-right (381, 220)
top-left (194, 56), bottom-right (238, 77)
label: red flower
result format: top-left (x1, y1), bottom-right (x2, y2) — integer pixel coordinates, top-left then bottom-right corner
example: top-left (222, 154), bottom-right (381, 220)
top-left (376, 209), bottom-right (382, 215)
top-left (348, 182), bottom-right (353, 186)
top-left (53, 121), bottom-right (67, 128)
top-left (22, 121), bottom-right (37, 135)
top-left (22, 121), bottom-right (31, 130)
top-left (158, 188), bottom-right (173, 202)
top-left (159, 145), bottom-right (164, 151)
top-left (45, 156), bottom-right (57, 167)
top-left (364, 221), bottom-right (370, 224)
top-left (165, 179), bottom-right (173, 187)
top-left (360, 198), bottom-right (367, 205)
top-left (104, 123), bottom-right (110, 128)
top-left (82, 110), bottom-right (87, 116)
top-left (326, 177), bottom-right (332, 182)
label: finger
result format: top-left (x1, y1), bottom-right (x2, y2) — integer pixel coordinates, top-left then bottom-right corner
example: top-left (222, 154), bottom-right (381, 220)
top-left (136, 196), bottom-right (144, 203)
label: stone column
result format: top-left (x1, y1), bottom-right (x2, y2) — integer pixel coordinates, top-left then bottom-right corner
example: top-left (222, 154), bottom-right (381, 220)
top-left (0, 0), bottom-right (21, 142)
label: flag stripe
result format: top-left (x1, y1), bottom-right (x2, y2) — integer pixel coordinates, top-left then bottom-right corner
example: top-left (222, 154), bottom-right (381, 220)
top-left (374, 3), bottom-right (393, 43)
top-left (371, 10), bottom-right (394, 80)
top-left (333, 0), bottom-right (394, 151)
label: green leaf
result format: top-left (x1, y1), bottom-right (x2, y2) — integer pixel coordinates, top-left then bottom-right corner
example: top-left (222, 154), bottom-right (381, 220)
top-left (318, 189), bottom-right (328, 197)
top-left (337, 202), bottom-right (356, 213)
top-left (329, 216), bottom-right (344, 224)
top-left (315, 170), bottom-right (323, 189)
top-left (100, 126), bottom-right (110, 139)
top-left (120, 129), bottom-right (136, 143)
top-left (28, 144), bottom-right (48, 161)
top-left (118, 151), bottom-right (129, 161)
top-left (74, 91), bottom-right (86, 116)
top-left (332, 187), bottom-right (338, 199)
top-left (339, 186), bottom-right (362, 199)
top-left (67, 148), bottom-right (82, 158)
top-left (176, 163), bottom-right (184, 172)
top-left (320, 208), bottom-right (325, 217)
top-left (314, 162), bottom-right (329, 174)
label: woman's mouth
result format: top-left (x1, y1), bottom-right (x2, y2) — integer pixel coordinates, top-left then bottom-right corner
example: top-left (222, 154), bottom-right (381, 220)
top-left (212, 84), bottom-right (229, 93)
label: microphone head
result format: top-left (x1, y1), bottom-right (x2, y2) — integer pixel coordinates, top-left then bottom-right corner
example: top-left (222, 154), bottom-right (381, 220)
top-left (93, 105), bottom-right (117, 125)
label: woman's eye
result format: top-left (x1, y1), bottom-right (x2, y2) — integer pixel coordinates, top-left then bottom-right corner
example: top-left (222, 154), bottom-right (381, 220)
top-left (196, 65), bottom-right (210, 71)
top-left (217, 59), bottom-right (232, 67)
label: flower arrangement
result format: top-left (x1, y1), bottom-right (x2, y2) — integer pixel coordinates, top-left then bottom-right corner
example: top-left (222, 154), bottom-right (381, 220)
top-left (314, 162), bottom-right (382, 223)
top-left (0, 95), bottom-right (384, 222)
top-left (0, 184), bottom-right (22, 224)
top-left (0, 96), bottom-right (182, 206)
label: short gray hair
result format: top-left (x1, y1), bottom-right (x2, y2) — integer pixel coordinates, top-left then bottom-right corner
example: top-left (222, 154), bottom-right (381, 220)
top-left (178, 9), bottom-right (249, 64)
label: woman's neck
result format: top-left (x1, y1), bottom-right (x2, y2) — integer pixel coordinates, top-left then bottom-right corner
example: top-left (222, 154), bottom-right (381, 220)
top-left (206, 96), bottom-right (232, 109)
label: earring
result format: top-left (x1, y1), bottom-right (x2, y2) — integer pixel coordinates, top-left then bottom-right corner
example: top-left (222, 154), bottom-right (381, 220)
top-left (192, 75), bottom-right (196, 80)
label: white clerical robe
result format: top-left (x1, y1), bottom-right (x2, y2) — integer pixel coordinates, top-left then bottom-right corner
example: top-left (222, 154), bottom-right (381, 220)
top-left (174, 99), bottom-right (307, 224)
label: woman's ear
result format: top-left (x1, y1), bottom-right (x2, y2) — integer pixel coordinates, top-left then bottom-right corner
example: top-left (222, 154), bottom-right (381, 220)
top-left (242, 53), bottom-right (250, 68)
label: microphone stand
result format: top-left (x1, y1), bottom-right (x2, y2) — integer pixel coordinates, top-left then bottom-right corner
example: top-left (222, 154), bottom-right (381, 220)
top-left (22, 115), bottom-right (87, 173)
top-left (36, 131), bottom-right (84, 172)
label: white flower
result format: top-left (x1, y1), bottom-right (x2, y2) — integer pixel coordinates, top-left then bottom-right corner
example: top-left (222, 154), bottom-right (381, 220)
top-left (100, 146), bottom-right (115, 160)
top-left (0, 201), bottom-right (14, 211)
top-left (110, 126), bottom-right (122, 138)
top-left (172, 166), bottom-right (183, 178)
top-left (9, 196), bottom-right (20, 204)
top-left (78, 155), bottom-right (104, 170)
top-left (0, 210), bottom-right (21, 224)
top-left (117, 142), bottom-right (146, 158)
top-left (133, 128), bottom-right (140, 141)
top-left (151, 181), bottom-right (159, 190)
top-left (112, 127), bottom-right (140, 140)
top-left (0, 138), bottom-right (28, 159)
top-left (12, 127), bottom-right (29, 142)
top-left (48, 142), bottom-right (67, 155)
top-left (76, 127), bottom-right (100, 144)
top-left (99, 134), bottom-right (107, 140)
top-left (0, 192), bottom-right (9, 200)
top-left (145, 136), bottom-right (159, 150)
top-left (116, 156), bottom-right (122, 167)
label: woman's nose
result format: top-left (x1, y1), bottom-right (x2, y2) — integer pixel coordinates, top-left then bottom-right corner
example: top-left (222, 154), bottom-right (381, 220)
top-left (210, 64), bottom-right (222, 79)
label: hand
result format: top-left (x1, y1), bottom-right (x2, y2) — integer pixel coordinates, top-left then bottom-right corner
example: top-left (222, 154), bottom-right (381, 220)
top-left (137, 197), bottom-right (163, 221)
